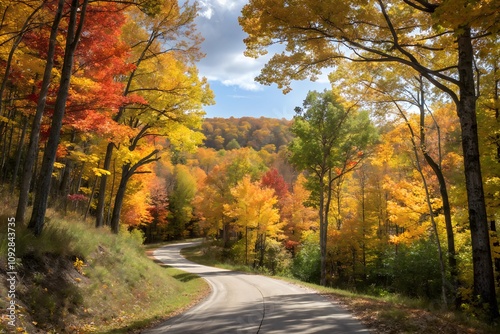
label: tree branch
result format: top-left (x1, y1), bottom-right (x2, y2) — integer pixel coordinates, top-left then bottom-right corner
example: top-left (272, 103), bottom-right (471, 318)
top-left (402, 0), bottom-right (438, 13)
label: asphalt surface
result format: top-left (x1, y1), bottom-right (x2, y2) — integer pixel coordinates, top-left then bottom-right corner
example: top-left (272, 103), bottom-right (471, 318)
top-left (143, 242), bottom-right (370, 334)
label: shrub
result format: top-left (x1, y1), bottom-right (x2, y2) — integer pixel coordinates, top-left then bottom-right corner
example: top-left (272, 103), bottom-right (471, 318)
top-left (291, 233), bottom-right (321, 284)
top-left (382, 240), bottom-right (442, 299)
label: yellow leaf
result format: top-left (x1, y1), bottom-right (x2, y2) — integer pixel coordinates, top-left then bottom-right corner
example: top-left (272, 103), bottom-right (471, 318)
top-left (92, 167), bottom-right (111, 176)
top-left (53, 162), bottom-right (65, 169)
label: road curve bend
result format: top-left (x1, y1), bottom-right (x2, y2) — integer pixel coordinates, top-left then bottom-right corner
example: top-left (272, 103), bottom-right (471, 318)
top-left (143, 242), bottom-right (370, 334)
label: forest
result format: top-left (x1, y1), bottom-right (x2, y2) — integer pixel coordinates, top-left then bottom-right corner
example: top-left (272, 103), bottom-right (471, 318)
top-left (0, 0), bottom-right (499, 327)
top-left (202, 116), bottom-right (292, 151)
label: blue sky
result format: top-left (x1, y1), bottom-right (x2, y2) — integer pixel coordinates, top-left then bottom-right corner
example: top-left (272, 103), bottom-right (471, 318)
top-left (195, 0), bottom-right (331, 119)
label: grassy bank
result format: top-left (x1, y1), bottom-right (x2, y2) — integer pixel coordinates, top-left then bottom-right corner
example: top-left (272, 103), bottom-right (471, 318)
top-left (0, 213), bottom-right (209, 333)
top-left (182, 243), bottom-right (499, 334)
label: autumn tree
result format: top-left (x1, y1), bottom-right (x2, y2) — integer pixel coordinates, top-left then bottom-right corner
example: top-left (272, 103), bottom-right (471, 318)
top-left (167, 164), bottom-right (198, 239)
top-left (14, 0), bottom-right (65, 225)
top-left (288, 90), bottom-right (377, 285)
top-left (280, 174), bottom-right (318, 255)
top-left (261, 168), bottom-right (289, 201)
top-left (144, 178), bottom-right (169, 243)
top-left (94, 0), bottom-right (210, 231)
top-left (224, 176), bottom-right (282, 267)
top-left (240, 0), bottom-right (500, 319)
top-left (54, 1), bottom-right (135, 213)
top-left (194, 147), bottom-right (266, 245)
top-left (194, 147), bottom-right (218, 174)
top-left (194, 164), bottom-right (230, 240)
top-left (476, 34), bottom-right (500, 285)
top-left (27, 0), bottom-right (89, 236)
top-left (0, 0), bottom-right (44, 116)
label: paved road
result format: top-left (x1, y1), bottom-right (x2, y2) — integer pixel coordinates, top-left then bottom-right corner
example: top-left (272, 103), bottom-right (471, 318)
top-left (143, 242), bottom-right (369, 334)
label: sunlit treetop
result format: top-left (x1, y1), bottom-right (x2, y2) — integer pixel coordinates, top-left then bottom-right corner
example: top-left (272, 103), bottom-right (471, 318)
top-left (239, 0), bottom-right (500, 95)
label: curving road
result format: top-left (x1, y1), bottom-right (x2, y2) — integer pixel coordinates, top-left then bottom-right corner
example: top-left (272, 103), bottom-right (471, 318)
top-left (143, 242), bottom-right (370, 334)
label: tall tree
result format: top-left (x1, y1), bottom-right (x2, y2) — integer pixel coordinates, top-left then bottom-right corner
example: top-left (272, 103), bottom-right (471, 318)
top-left (95, 0), bottom-right (208, 229)
top-left (28, 0), bottom-right (89, 235)
top-left (288, 90), bottom-right (377, 285)
top-left (240, 0), bottom-right (500, 319)
top-left (15, 0), bottom-right (65, 224)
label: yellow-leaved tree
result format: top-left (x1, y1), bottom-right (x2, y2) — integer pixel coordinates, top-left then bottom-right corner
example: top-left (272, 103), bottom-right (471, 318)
top-left (224, 176), bottom-right (283, 267)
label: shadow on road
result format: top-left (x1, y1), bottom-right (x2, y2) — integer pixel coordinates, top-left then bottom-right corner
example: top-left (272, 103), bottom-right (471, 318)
top-left (144, 292), bottom-right (368, 334)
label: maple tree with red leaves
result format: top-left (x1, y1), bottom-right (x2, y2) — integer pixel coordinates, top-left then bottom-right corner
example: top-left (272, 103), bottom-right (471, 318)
top-left (261, 168), bottom-right (289, 201)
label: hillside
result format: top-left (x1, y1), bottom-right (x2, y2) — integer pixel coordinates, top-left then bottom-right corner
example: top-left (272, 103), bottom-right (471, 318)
top-left (202, 117), bottom-right (293, 152)
top-left (0, 213), bottom-right (209, 333)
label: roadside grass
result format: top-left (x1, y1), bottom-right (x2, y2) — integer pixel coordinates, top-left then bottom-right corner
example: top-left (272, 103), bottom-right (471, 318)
top-left (0, 209), bottom-right (209, 333)
top-left (182, 242), bottom-right (500, 334)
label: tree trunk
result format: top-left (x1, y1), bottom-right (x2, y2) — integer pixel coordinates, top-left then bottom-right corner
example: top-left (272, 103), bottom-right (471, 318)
top-left (399, 101), bottom-right (448, 307)
top-left (28, 0), bottom-right (89, 236)
top-left (417, 151), bottom-right (448, 308)
top-left (59, 159), bottom-right (73, 213)
top-left (95, 142), bottom-right (114, 227)
top-left (320, 168), bottom-right (334, 286)
top-left (457, 27), bottom-right (499, 319)
top-left (16, 0), bottom-right (65, 224)
top-left (0, 122), bottom-right (12, 183)
top-left (106, 158), bottom-right (117, 225)
top-left (11, 116), bottom-right (28, 191)
top-left (110, 164), bottom-right (130, 233)
top-left (417, 79), bottom-right (460, 307)
top-left (319, 175), bottom-right (327, 286)
top-left (84, 174), bottom-right (98, 220)
top-left (58, 132), bottom-right (76, 211)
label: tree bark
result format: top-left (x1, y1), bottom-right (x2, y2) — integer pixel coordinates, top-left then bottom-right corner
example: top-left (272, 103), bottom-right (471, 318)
top-left (110, 164), bottom-right (130, 234)
top-left (10, 115), bottom-right (28, 192)
top-left (95, 142), bottom-right (113, 227)
top-left (318, 174), bottom-right (327, 286)
top-left (109, 149), bottom-right (159, 233)
top-left (457, 27), bottom-right (499, 319)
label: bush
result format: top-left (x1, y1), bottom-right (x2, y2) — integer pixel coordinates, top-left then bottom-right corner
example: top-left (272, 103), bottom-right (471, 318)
top-left (382, 240), bottom-right (442, 299)
top-left (291, 233), bottom-right (321, 284)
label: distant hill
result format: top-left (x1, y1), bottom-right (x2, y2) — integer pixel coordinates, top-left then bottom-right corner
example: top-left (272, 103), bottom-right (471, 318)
top-left (202, 117), bottom-right (293, 152)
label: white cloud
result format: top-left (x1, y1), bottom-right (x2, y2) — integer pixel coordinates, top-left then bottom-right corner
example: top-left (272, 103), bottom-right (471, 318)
top-left (195, 0), bottom-right (265, 91)
top-left (214, 0), bottom-right (242, 11)
top-left (193, 1), bottom-right (334, 118)
top-left (202, 52), bottom-right (269, 91)
top-left (197, 0), bottom-right (245, 19)
top-left (198, 2), bottom-right (214, 19)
